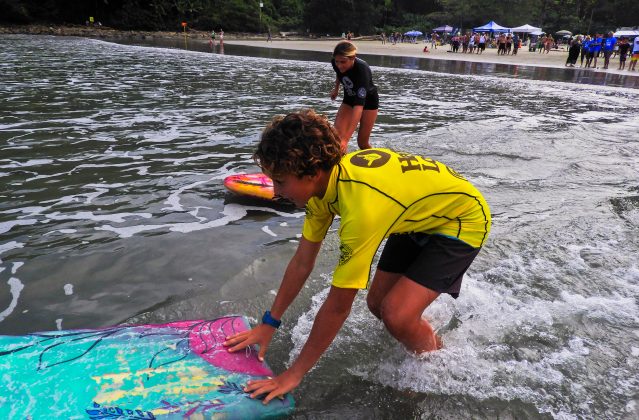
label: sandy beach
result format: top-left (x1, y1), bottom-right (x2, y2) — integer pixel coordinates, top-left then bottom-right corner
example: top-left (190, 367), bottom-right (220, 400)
top-left (225, 38), bottom-right (638, 78)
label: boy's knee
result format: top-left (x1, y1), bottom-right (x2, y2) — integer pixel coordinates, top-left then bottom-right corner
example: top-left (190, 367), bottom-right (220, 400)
top-left (379, 301), bottom-right (409, 336)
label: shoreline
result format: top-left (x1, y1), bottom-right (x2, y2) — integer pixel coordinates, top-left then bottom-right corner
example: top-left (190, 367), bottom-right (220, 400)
top-left (224, 39), bottom-right (639, 78)
top-left (2, 24), bottom-right (638, 78)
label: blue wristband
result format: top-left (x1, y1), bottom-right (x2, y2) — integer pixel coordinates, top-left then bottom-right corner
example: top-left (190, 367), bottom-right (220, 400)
top-left (262, 310), bottom-right (281, 329)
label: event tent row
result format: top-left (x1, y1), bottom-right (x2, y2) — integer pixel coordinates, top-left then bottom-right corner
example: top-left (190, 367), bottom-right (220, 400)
top-left (433, 21), bottom-right (543, 34)
top-left (431, 22), bottom-right (639, 38)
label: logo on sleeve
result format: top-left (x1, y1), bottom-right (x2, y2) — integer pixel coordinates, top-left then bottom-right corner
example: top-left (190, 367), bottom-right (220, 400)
top-left (338, 242), bottom-right (353, 266)
top-left (350, 150), bottom-right (391, 168)
top-left (342, 76), bottom-right (354, 89)
top-left (357, 87), bottom-right (367, 98)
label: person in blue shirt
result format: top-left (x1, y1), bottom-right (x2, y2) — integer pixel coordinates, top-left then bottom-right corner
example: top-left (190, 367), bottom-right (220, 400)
top-left (581, 36), bottom-right (592, 67)
top-left (590, 33), bottom-right (603, 68)
top-left (602, 32), bottom-right (617, 69)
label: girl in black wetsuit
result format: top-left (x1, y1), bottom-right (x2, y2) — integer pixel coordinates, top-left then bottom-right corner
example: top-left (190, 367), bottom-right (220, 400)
top-left (330, 41), bottom-right (379, 151)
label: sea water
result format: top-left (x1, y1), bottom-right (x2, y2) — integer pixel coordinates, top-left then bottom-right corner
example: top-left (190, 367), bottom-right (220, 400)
top-left (1, 34), bottom-right (638, 419)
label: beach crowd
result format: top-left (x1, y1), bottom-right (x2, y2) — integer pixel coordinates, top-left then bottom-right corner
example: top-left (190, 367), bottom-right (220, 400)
top-left (377, 30), bottom-right (639, 72)
top-left (564, 32), bottom-right (639, 71)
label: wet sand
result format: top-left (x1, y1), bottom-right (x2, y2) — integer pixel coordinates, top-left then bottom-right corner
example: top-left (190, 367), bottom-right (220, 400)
top-left (224, 38), bottom-right (638, 78)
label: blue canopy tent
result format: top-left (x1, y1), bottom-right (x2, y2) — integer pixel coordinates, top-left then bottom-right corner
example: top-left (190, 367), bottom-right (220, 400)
top-left (473, 21), bottom-right (511, 33)
top-left (433, 25), bottom-right (454, 33)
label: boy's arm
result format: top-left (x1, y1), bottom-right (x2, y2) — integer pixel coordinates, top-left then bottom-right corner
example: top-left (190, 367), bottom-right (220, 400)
top-left (244, 285), bottom-right (358, 404)
top-left (224, 237), bottom-right (322, 359)
top-left (270, 237), bottom-right (322, 320)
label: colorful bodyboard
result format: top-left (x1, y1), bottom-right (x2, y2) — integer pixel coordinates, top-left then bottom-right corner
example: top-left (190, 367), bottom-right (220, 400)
top-left (0, 316), bottom-right (294, 419)
top-left (224, 173), bottom-right (275, 200)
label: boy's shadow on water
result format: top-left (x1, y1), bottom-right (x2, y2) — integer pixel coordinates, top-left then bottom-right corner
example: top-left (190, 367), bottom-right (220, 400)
top-left (223, 192), bottom-right (296, 210)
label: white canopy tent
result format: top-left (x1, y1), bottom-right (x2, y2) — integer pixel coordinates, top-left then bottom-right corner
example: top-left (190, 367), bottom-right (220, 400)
top-left (510, 24), bottom-right (542, 33)
top-left (613, 29), bottom-right (639, 37)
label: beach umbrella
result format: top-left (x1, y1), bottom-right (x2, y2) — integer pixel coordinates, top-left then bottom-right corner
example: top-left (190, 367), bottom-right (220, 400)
top-left (556, 30), bottom-right (572, 36)
top-left (404, 30), bottom-right (423, 36)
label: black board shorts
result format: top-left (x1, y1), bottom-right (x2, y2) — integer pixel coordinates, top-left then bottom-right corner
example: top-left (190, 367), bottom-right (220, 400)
top-left (343, 90), bottom-right (379, 110)
top-left (377, 232), bottom-right (480, 299)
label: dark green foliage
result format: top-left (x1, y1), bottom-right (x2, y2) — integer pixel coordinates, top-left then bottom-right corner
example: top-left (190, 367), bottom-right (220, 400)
top-left (1, 0), bottom-right (637, 35)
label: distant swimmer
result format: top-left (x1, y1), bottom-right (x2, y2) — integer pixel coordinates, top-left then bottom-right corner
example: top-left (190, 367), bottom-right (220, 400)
top-left (224, 109), bottom-right (491, 404)
top-left (330, 41), bottom-right (379, 151)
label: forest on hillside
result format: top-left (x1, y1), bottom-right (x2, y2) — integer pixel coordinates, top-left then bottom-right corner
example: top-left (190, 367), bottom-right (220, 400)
top-left (1, 0), bottom-right (637, 36)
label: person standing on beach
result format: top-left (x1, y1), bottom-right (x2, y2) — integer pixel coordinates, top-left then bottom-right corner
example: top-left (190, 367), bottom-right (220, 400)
top-left (544, 35), bottom-right (553, 53)
top-left (512, 33), bottom-right (519, 55)
top-left (566, 36), bottom-right (581, 67)
top-left (477, 33), bottom-right (486, 54)
top-left (618, 37), bottom-right (630, 70)
top-left (585, 36), bottom-right (596, 68)
top-left (591, 33), bottom-right (602, 67)
top-left (580, 36), bottom-right (591, 67)
top-left (223, 109), bottom-right (491, 404)
top-left (267, 27), bottom-right (272, 42)
top-left (602, 32), bottom-right (616, 69)
top-left (329, 41), bottom-right (379, 151)
top-left (219, 28), bottom-right (224, 45)
top-left (629, 36), bottom-right (639, 71)
top-left (538, 35), bottom-right (546, 53)
top-left (497, 33), bottom-right (506, 55)
top-left (210, 30), bottom-right (216, 46)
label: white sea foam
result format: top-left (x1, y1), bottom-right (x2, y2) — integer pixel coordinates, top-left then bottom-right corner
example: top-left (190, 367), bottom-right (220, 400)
top-left (96, 203), bottom-right (303, 238)
top-left (0, 241), bottom-right (25, 257)
top-left (287, 267), bottom-right (639, 418)
top-left (0, 219), bottom-right (38, 235)
top-left (46, 211), bottom-right (152, 224)
top-left (163, 176), bottom-right (217, 212)
top-left (261, 226), bottom-right (277, 237)
top-left (0, 278), bottom-right (25, 323)
top-left (11, 262), bottom-right (23, 274)
top-left (0, 159), bottom-right (53, 169)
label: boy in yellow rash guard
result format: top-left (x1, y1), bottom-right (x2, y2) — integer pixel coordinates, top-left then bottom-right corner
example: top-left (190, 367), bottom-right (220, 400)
top-left (224, 109), bottom-right (491, 404)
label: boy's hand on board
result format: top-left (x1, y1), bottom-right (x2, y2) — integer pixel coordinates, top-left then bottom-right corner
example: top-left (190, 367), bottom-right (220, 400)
top-left (244, 369), bottom-right (302, 404)
top-left (224, 323), bottom-right (275, 362)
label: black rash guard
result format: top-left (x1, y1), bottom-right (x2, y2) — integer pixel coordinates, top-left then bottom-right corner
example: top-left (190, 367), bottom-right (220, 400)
top-left (331, 57), bottom-right (379, 110)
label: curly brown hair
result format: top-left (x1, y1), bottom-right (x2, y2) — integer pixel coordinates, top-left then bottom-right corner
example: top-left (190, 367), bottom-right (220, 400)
top-left (254, 109), bottom-right (342, 178)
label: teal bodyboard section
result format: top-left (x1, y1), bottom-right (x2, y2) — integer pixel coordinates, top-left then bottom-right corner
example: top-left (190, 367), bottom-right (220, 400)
top-left (0, 316), bottom-right (294, 419)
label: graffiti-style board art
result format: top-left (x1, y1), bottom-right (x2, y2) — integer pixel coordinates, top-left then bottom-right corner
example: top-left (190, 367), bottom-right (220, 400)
top-left (224, 173), bottom-right (275, 201)
top-left (0, 316), bottom-right (294, 419)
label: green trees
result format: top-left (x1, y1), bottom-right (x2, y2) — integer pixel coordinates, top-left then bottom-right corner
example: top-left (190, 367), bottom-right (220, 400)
top-left (0, 0), bottom-right (637, 35)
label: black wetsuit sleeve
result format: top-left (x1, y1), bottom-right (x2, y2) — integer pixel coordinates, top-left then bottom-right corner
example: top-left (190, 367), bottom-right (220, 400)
top-left (350, 61), bottom-right (370, 106)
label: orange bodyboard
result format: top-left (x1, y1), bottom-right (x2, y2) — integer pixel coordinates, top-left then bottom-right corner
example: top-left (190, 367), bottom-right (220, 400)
top-left (224, 173), bottom-right (275, 200)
